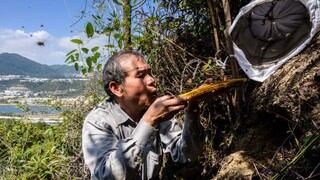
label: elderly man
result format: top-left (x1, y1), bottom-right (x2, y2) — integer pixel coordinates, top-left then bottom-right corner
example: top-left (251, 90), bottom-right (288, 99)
top-left (82, 51), bottom-right (204, 179)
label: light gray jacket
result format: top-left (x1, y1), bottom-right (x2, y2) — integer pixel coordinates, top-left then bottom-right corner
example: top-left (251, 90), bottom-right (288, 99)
top-left (82, 99), bottom-right (203, 180)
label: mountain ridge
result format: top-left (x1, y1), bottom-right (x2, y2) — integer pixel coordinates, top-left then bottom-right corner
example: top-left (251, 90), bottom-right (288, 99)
top-left (0, 53), bottom-right (77, 78)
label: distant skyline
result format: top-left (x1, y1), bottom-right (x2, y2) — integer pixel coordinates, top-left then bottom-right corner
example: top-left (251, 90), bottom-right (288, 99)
top-left (0, 0), bottom-right (107, 65)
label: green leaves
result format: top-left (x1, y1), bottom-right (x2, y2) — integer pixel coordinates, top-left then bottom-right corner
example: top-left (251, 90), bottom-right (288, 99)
top-left (74, 63), bottom-right (79, 71)
top-left (81, 48), bottom-right (89, 54)
top-left (66, 20), bottom-right (104, 76)
top-left (97, 64), bottom-right (103, 71)
top-left (65, 49), bottom-right (76, 57)
top-left (70, 39), bottom-right (83, 45)
top-left (113, 0), bottom-right (123, 5)
top-left (92, 52), bottom-right (101, 63)
top-left (86, 57), bottom-right (92, 68)
top-left (66, 44), bottom-right (102, 76)
top-left (91, 46), bottom-right (99, 52)
top-left (114, 33), bottom-right (123, 49)
top-left (0, 120), bottom-right (68, 179)
top-left (85, 22), bottom-right (94, 38)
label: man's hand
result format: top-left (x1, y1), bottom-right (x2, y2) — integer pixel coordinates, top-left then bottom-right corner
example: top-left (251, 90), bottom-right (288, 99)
top-left (142, 95), bottom-right (187, 127)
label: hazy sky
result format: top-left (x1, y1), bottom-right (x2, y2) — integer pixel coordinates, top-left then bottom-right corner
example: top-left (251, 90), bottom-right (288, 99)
top-left (0, 0), bottom-right (107, 65)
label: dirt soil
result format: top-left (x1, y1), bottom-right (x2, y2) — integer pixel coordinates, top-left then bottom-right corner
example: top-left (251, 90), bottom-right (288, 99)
top-left (214, 34), bottom-right (320, 179)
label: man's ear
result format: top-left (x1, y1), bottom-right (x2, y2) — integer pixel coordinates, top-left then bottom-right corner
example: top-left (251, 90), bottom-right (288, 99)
top-left (109, 81), bottom-right (124, 97)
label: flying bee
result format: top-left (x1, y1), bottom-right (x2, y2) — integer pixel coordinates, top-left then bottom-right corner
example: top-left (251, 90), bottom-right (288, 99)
top-left (36, 41), bottom-right (45, 46)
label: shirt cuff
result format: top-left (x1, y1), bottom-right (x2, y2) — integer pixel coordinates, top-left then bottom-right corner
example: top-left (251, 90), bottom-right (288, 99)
top-left (131, 119), bottom-right (157, 146)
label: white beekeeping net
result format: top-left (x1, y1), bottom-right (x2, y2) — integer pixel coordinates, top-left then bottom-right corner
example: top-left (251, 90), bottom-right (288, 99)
top-left (230, 0), bottom-right (320, 82)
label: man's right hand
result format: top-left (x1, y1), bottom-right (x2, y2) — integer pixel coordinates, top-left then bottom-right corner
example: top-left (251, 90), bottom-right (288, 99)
top-left (142, 95), bottom-right (187, 127)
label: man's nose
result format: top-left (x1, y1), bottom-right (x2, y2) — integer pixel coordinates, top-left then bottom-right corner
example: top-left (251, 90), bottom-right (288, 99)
top-left (146, 74), bottom-right (156, 85)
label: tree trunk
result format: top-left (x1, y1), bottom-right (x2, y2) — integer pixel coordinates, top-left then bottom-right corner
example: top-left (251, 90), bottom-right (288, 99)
top-left (123, 0), bottom-right (132, 50)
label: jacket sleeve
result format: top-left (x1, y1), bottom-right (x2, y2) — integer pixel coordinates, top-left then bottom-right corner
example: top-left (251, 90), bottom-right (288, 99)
top-left (82, 110), bottom-right (157, 180)
top-left (159, 109), bottom-right (204, 164)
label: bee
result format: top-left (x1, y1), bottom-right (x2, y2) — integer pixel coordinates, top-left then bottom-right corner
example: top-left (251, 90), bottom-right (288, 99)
top-left (36, 41), bottom-right (45, 46)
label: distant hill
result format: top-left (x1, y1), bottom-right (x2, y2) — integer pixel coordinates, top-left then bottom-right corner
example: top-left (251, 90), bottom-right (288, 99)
top-left (49, 65), bottom-right (78, 77)
top-left (0, 53), bottom-right (78, 77)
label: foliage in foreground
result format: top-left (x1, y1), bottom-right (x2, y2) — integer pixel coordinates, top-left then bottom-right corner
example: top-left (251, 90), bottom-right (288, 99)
top-left (1, 0), bottom-right (319, 179)
top-left (0, 88), bottom-right (104, 179)
top-left (0, 120), bottom-right (68, 179)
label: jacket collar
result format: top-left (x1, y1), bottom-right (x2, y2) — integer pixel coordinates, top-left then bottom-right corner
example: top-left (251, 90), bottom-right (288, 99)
top-left (108, 99), bottom-right (138, 126)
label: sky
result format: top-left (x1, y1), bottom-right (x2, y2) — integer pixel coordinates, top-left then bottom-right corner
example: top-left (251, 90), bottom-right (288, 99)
top-left (0, 0), bottom-right (107, 65)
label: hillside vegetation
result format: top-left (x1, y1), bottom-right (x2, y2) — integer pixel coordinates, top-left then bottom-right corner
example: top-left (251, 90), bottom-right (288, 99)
top-left (0, 53), bottom-right (77, 77)
top-left (0, 0), bottom-right (319, 179)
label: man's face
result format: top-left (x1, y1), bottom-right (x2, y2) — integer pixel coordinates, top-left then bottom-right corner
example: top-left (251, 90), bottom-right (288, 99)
top-left (118, 55), bottom-right (157, 109)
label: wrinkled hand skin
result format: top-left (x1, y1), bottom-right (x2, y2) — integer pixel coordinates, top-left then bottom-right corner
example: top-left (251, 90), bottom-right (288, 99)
top-left (142, 95), bottom-right (187, 127)
top-left (143, 79), bottom-right (214, 126)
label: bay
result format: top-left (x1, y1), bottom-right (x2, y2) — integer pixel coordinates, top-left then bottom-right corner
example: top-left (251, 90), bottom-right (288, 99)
top-left (0, 104), bottom-right (60, 115)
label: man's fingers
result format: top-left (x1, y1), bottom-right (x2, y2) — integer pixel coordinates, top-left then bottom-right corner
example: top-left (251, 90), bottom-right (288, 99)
top-left (157, 95), bottom-right (174, 101)
top-left (155, 104), bottom-right (185, 120)
top-left (168, 104), bottom-right (185, 112)
top-left (159, 104), bottom-right (185, 121)
top-left (155, 96), bottom-right (186, 106)
top-left (162, 97), bottom-right (186, 106)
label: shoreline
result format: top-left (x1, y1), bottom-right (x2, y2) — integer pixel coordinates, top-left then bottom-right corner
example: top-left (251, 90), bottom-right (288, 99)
top-left (0, 103), bottom-right (49, 106)
top-left (0, 114), bottom-right (62, 124)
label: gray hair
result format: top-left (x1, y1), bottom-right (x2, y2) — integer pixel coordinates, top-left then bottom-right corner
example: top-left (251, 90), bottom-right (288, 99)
top-left (102, 50), bottom-right (144, 99)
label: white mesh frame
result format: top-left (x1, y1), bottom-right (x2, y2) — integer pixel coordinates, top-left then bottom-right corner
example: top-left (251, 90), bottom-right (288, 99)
top-left (229, 0), bottom-right (320, 82)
